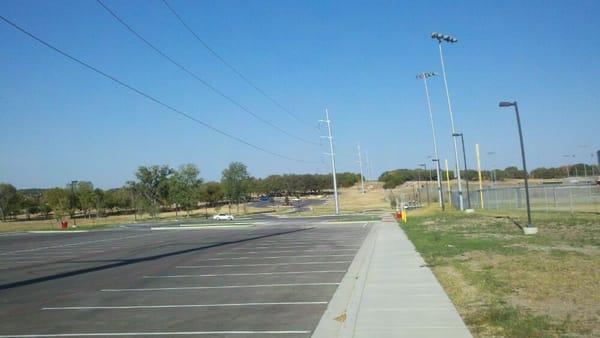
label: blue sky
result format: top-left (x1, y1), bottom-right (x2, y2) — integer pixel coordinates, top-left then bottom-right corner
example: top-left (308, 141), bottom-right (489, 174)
top-left (1, 0), bottom-right (598, 189)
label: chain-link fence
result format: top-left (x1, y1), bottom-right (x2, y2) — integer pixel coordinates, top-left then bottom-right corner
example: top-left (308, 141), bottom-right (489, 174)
top-left (450, 184), bottom-right (600, 213)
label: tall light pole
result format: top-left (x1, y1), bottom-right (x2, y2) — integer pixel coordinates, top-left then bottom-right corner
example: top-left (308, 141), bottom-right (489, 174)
top-left (452, 133), bottom-right (472, 209)
top-left (419, 163), bottom-right (431, 205)
top-left (417, 71), bottom-right (444, 210)
top-left (499, 101), bottom-right (533, 229)
top-left (357, 144), bottom-right (365, 194)
top-left (431, 32), bottom-right (464, 211)
top-left (320, 109), bottom-right (340, 215)
top-left (432, 159), bottom-right (445, 210)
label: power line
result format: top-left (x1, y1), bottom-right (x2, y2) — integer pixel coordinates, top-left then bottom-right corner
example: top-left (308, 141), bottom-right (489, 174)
top-left (161, 0), bottom-right (313, 128)
top-left (0, 14), bottom-right (314, 164)
top-left (96, 0), bottom-right (318, 146)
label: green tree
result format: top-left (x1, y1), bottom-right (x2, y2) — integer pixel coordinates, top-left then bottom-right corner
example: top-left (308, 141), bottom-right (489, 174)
top-left (42, 188), bottom-right (70, 221)
top-left (199, 181), bottom-right (224, 217)
top-left (0, 183), bottom-right (21, 221)
top-left (94, 188), bottom-right (105, 218)
top-left (221, 162), bottom-right (251, 212)
top-left (132, 165), bottom-right (174, 217)
top-left (20, 195), bottom-right (40, 220)
top-left (75, 181), bottom-right (95, 218)
top-left (169, 164), bottom-right (203, 216)
top-left (104, 188), bottom-right (132, 211)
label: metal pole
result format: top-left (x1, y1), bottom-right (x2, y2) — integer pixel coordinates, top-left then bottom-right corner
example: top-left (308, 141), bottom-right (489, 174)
top-left (455, 133), bottom-right (472, 208)
top-left (322, 109), bottom-right (340, 215)
top-left (513, 102), bottom-right (532, 226)
top-left (426, 164), bottom-right (432, 205)
top-left (432, 159), bottom-right (445, 210)
top-left (357, 144), bottom-right (365, 194)
top-left (438, 42), bottom-right (464, 210)
top-left (416, 169), bottom-right (421, 204)
top-left (475, 144), bottom-right (484, 209)
top-left (420, 164), bottom-right (430, 205)
top-left (445, 159), bottom-right (452, 207)
top-left (420, 74), bottom-right (444, 209)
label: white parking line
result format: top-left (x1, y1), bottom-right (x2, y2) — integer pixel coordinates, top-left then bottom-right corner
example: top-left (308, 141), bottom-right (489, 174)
top-left (27, 230), bottom-right (89, 234)
top-left (0, 233), bottom-right (155, 256)
top-left (143, 270), bottom-right (346, 278)
top-left (0, 331), bottom-right (311, 337)
top-left (177, 261), bottom-right (352, 268)
top-left (43, 301), bottom-right (328, 310)
top-left (102, 282), bottom-right (339, 292)
top-left (198, 254), bottom-right (354, 261)
top-left (218, 249), bottom-right (357, 254)
top-left (232, 245), bottom-right (360, 250)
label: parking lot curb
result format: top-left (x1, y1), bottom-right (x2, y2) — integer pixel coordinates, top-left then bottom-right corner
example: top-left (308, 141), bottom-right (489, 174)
top-left (311, 222), bottom-right (379, 338)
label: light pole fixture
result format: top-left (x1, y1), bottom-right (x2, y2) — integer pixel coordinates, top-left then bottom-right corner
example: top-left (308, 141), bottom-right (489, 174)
top-left (431, 32), bottom-right (465, 211)
top-left (416, 71), bottom-right (444, 210)
top-left (452, 132), bottom-right (472, 209)
top-left (499, 101), bottom-right (535, 232)
top-left (431, 159), bottom-right (445, 211)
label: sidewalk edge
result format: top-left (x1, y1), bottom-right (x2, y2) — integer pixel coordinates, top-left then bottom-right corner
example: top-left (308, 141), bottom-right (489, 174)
top-left (311, 222), bottom-right (380, 338)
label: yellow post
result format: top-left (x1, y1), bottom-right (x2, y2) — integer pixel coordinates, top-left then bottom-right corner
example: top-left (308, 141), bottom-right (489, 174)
top-left (475, 143), bottom-right (485, 209)
top-left (445, 159), bottom-right (452, 207)
top-left (402, 209), bottom-right (407, 223)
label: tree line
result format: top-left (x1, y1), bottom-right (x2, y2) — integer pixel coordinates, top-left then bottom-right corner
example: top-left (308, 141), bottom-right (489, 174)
top-left (379, 163), bottom-right (598, 189)
top-left (0, 162), bottom-right (361, 222)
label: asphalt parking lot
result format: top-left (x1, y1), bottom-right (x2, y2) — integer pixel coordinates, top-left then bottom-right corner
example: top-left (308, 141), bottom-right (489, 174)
top-left (0, 217), bottom-right (371, 337)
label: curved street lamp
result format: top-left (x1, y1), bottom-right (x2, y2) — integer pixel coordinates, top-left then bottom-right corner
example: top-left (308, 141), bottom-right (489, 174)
top-left (499, 101), bottom-right (534, 230)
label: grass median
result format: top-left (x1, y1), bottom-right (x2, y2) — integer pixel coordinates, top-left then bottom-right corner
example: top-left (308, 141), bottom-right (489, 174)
top-left (399, 207), bottom-right (599, 337)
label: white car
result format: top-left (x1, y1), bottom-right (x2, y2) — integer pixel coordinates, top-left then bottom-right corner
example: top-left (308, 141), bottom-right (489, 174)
top-left (213, 213), bottom-right (234, 221)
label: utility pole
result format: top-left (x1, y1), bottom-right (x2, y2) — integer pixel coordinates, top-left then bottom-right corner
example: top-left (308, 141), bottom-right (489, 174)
top-left (320, 109), bottom-right (340, 215)
top-left (357, 144), bottom-right (365, 194)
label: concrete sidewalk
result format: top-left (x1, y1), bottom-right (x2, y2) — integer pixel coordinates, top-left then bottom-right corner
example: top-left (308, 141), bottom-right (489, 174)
top-left (313, 217), bottom-right (472, 338)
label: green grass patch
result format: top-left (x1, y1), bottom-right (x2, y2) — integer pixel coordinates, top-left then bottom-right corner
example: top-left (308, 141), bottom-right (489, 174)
top-left (399, 209), bottom-right (599, 337)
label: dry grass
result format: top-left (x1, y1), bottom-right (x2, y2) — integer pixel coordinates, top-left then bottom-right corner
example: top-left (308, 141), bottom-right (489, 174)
top-left (293, 181), bottom-right (393, 216)
top-left (401, 209), bottom-right (600, 337)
